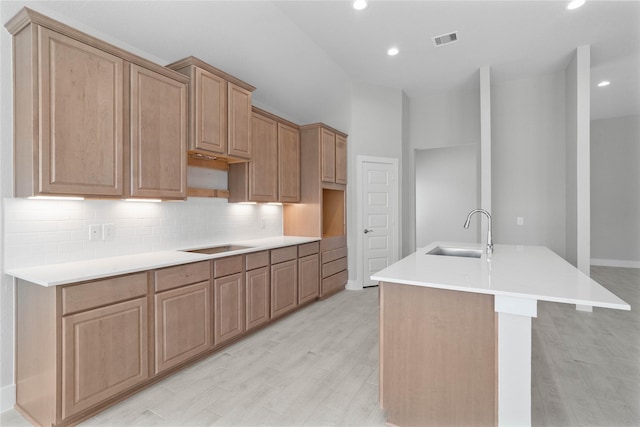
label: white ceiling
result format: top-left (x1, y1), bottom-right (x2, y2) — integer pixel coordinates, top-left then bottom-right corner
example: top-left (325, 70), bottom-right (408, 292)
top-left (1, 1), bottom-right (639, 123)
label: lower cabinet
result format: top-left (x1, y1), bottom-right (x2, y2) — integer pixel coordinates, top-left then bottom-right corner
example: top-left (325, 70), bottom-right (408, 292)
top-left (298, 254), bottom-right (319, 305)
top-left (271, 259), bottom-right (298, 319)
top-left (62, 297), bottom-right (148, 419)
top-left (246, 266), bottom-right (270, 331)
top-left (155, 281), bottom-right (212, 373)
top-left (214, 273), bottom-right (245, 345)
top-left (15, 242), bottom-right (327, 427)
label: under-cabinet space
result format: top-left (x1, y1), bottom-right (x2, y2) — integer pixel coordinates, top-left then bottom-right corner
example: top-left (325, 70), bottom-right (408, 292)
top-left (322, 188), bottom-right (346, 237)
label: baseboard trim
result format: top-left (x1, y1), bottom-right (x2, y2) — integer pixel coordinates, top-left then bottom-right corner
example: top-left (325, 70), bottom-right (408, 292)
top-left (1, 384), bottom-right (15, 413)
top-left (591, 258), bottom-right (640, 268)
top-left (345, 279), bottom-right (362, 291)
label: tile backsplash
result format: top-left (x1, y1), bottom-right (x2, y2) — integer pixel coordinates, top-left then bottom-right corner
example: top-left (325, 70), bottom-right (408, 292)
top-left (3, 197), bottom-right (283, 269)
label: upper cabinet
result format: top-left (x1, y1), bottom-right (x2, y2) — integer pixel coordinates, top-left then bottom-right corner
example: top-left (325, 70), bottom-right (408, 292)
top-left (167, 56), bottom-right (255, 162)
top-left (228, 107), bottom-right (300, 203)
top-left (314, 124), bottom-right (348, 185)
top-left (129, 65), bottom-right (187, 199)
top-left (6, 8), bottom-right (188, 200)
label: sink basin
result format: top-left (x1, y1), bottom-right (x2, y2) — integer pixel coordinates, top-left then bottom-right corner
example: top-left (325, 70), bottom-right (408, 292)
top-left (183, 245), bottom-right (253, 255)
top-left (426, 246), bottom-right (483, 258)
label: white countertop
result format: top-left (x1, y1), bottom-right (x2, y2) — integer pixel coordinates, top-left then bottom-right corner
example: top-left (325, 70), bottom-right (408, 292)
top-left (371, 242), bottom-right (630, 310)
top-left (6, 236), bottom-right (320, 287)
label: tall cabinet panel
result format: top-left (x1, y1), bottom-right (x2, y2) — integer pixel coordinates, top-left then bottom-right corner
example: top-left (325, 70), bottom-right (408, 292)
top-left (129, 64), bottom-right (187, 199)
top-left (249, 111), bottom-right (278, 201)
top-left (283, 123), bottom-right (348, 299)
top-left (278, 123), bottom-right (301, 203)
top-left (228, 83), bottom-right (253, 159)
top-left (194, 67), bottom-right (227, 154)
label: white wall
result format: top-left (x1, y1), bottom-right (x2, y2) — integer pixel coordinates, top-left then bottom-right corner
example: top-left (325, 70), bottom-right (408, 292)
top-left (591, 115), bottom-right (640, 265)
top-left (492, 72), bottom-right (567, 257)
top-left (348, 81), bottom-right (404, 285)
top-left (415, 145), bottom-right (479, 247)
top-left (404, 85), bottom-right (481, 255)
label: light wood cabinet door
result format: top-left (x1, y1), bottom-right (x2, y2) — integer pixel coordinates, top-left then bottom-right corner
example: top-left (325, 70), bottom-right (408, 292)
top-left (214, 273), bottom-right (245, 345)
top-left (249, 111), bottom-right (278, 202)
top-left (278, 123), bottom-right (301, 202)
top-left (321, 128), bottom-right (336, 183)
top-left (335, 134), bottom-right (347, 185)
top-left (62, 297), bottom-right (148, 418)
top-left (271, 260), bottom-right (298, 319)
top-left (155, 281), bottom-right (212, 374)
top-left (130, 64), bottom-right (187, 199)
top-left (245, 267), bottom-right (270, 331)
top-left (227, 83), bottom-right (252, 159)
top-left (38, 27), bottom-right (124, 197)
top-left (298, 254), bottom-right (319, 305)
top-left (194, 67), bottom-right (227, 154)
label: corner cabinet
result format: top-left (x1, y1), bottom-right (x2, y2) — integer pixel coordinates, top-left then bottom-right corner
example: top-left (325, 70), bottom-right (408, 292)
top-left (167, 56), bottom-right (255, 162)
top-left (6, 8), bottom-right (188, 200)
top-left (228, 107), bottom-right (300, 203)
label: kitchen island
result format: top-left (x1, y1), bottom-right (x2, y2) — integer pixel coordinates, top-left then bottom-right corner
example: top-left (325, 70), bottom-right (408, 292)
top-left (371, 242), bottom-right (630, 427)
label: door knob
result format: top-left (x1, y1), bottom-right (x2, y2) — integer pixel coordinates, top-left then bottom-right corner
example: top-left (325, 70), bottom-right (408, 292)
top-left (364, 229), bottom-right (373, 234)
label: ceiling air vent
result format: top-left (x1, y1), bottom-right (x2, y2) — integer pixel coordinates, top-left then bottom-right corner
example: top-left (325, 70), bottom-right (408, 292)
top-left (433, 31), bottom-right (459, 47)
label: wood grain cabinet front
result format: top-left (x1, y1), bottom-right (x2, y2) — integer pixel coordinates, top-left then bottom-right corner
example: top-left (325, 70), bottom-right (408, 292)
top-left (62, 297), bottom-right (148, 419)
top-left (271, 259), bottom-right (298, 319)
top-left (214, 273), bottom-right (245, 346)
top-left (154, 262), bottom-right (212, 373)
top-left (129, 64), bottom-right (187, 199)
top-left (245, 266), bottom-right (270, 331)
top-left (167, 56), bottom-right (255, 161)
top-left (228, 107), bottom-right (300, 203)
top-left (7, 8), bottom-right (189, 199)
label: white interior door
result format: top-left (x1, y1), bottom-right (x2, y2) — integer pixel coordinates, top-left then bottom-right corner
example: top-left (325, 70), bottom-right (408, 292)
top-left (360, 158), bottom-right (399, 287)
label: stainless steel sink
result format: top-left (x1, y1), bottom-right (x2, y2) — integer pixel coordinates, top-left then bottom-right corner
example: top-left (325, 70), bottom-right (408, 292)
top-left (183, 245), bottom-right (253, 255)
top-left (426, 246), bottom-right (483, 258)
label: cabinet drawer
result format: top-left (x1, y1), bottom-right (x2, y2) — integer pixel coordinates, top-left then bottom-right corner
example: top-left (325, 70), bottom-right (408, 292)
top-left (321, 270), bottom-right (348, 297)
top-left (62, 273), bottom-right (148, 315)
top-left (214, 255), bottom-right (244, 278)
top-left (298, 241), bottom-right (320, 257)
top-left (322, 257), bottom-right (348, 278)
top-left (320, 235), bottom-right (347, 252)
top-left (246, 251), bottom-right (269, 271)
top-left (322, 246), bottom-right (348, 264)
top-left (154, 261), bottom-right (211, 293)
top-left (271, 246), bottom-right (297, 264)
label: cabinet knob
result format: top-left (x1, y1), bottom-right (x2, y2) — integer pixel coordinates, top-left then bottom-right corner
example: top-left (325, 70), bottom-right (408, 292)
top-left (364, 229), bottom-right (373, 234)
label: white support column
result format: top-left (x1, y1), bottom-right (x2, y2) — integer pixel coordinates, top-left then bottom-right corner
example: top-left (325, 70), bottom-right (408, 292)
top-left (480, 66), bottom-right (492, 237)
top-left (495, 295), bottom-right (537, 427)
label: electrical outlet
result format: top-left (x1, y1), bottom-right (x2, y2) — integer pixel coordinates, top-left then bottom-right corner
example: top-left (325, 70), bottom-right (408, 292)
top-left (260, 218), bottom-right (266, 229)
top-left (89, 224), bottom-right (102, 241)
top-left (517, 217), bottom-right (524, 226)
top-left (103, 223), bottom-right (115, 241)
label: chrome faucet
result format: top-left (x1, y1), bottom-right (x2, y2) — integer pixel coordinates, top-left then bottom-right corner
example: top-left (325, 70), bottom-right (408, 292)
top-left (464, 209), bottom-right (493, 254)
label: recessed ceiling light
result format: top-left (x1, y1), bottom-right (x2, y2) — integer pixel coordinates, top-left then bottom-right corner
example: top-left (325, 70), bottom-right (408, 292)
top-left (353, 0), bottom-right (368, 11)
top-left (387, 47), bottom-right (399, 56)
top-left (567, 0), bottom-right (585, 10)
top-left (597, 81), bottom-right (610, 87)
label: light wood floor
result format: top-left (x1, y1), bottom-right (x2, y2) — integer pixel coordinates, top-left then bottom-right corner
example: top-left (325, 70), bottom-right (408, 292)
top-left (1, 266), bottom-right (638, 426)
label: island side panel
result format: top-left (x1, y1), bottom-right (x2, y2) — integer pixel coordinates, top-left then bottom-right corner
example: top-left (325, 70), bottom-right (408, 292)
top-left (379, 282), bottom-right (498, 427)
